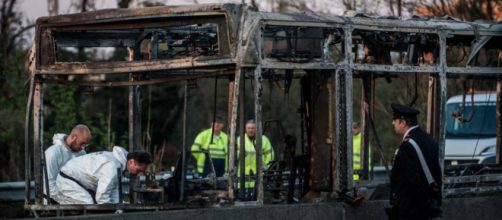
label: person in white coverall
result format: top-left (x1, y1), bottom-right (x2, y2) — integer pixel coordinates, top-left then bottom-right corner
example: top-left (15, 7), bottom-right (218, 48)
top-left (44, 124), bottom-right (90, 204)
top-left (55, 146), bottom-right (152, 204)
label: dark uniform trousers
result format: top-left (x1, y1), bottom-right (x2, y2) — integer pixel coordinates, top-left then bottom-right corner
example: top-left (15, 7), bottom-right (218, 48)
top-left (390, 127), bottom-right (442, 220)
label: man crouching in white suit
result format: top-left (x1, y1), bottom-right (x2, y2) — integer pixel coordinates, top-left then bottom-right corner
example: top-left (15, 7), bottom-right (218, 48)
top-left (55, 146), bottom-right (151, 204)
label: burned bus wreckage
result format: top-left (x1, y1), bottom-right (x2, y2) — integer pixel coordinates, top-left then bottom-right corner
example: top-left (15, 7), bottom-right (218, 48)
top-left (25, 3), bottom-right (502, 217)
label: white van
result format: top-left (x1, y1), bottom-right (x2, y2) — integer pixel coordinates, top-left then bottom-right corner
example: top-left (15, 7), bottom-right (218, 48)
top-left (444, 92), bottom-right (497, 166)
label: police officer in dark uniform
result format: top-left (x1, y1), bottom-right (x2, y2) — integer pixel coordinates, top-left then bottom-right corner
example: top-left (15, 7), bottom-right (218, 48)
top-left (389, 104), bottom-right (442, 220)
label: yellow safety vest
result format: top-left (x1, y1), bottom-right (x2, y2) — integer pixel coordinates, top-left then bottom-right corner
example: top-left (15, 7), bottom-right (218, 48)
top-left (236, 134), bottom-right (274, 188)
top-left (353, 133), bottom-right (361, 181)
top-left (191, 128), bottom-right (228, 174)
top-left (353, 133), bottom-right (372, 181)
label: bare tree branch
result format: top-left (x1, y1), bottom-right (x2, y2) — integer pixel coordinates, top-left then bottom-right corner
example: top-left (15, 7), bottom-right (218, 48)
top-left (389, 0), bottom-right (396, 16)
top-left (48, 0), bottom-right (58, 16)
top-left (81, 0), bottom-right (88, 12)
top-left (6, 23), bottom-right (34, 56)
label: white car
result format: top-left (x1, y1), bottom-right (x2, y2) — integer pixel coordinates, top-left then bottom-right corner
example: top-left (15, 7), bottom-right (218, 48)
top-left (444, 92), bottom-right (497, 166)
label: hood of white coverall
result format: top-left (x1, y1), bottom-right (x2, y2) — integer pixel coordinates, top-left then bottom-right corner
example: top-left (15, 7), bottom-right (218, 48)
top-left (112, 146), bottom-right (128, 172)
top-left (52, 133), bottom-right (66, 145)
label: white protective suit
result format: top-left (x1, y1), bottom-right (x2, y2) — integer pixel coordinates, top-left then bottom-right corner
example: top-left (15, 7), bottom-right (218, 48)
top-left (44, 133), bottom-right (86, 203)
top-left (55, 146), bottom-right (128, 204)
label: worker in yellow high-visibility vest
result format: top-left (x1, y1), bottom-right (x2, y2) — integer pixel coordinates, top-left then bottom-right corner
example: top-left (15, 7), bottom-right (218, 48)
top-left (353, 122), bottom-right (371, 181)
top-left (237, 120), bottom-right (274, 189)
top-left (191, 117), bottom-right (228, 177)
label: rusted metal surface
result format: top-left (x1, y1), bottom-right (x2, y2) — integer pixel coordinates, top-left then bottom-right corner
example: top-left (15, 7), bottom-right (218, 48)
top-left (227, 67), bottom-right (242, 202)
top-left (33, 79), bottom-right (43, 205)
top-left (36, 4), bottom-right (235, 24)
top-left (39, 59), bottom-right (236, 75)
top-left (343, 25), bottom-right (354, 190)
top-left (353, 64), bottom-right (438, 73)
top-left (426, 75), bottom-right (439, 139)
top-left (24, 77), bottom-right (34, 206)
top-left (254, 66), bottom-right (264, 205)
top-left (260, 61), bottom-right (340, 70)
top-left (34, 3), bottom-right (502, 75)
top-left (438, 31), bottom-right (448, 177)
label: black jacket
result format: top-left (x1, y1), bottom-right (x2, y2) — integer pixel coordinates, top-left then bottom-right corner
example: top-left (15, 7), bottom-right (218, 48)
top-left (390, 126), bottom-right (442, 218)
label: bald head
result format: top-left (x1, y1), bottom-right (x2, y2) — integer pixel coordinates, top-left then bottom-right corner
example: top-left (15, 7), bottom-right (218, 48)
top-left (66, 124), bottom-right (91, 152)
top-left (71, 124), bottom-right (91, 137)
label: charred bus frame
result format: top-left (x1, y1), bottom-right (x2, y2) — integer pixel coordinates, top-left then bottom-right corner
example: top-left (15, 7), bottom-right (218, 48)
top-left (25, 3), bottom-right (502, 215)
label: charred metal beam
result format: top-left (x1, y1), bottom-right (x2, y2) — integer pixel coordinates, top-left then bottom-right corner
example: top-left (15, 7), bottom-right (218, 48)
top-left (438, 31), bottom-right (448, 186)
top-left (180, 81), bottom-right (188, 202)
top-left (262, 20), bottom-right (338, 28)
top-left (331, 71), bottom-right (338, 192)
top-left (352, 25), bottom-right (438, 34)
top-left (24, 77), bottom-right (34, 205)
top-left (353, 64), bottom-right (439, 73)
top-left (344, 25), bottom-right (354, 190)
top-left (128, 74), bottom-right (142, 203)
top-left (254, 66), bottom-right (264, 205)
top-left (446, 67), bottom-right (502, 76)
top-left (35, 3), bottom-right (234, 24)
top-left (42, 70), bottom-right (234, 87)
top-left (260, 60), bottom-right (339, 70)
top-left (334, 69), bottom-right (344, 191)
top-left (38, 58), bottom-right (235, 75)
top-left (227, 77), bottom-right (235, 137)
top-left (33, 79), bottom-right (43, 205)
top-left (239, 75), bottom-right (246, 200)
top-left (226, 77), bottom-right (235, 198)
top-left (227, 67), bottom-right (242, 202)
top-left (426, 75), bottom-right (441, 140)
top-left (44, 15), bottom-right (228, 33)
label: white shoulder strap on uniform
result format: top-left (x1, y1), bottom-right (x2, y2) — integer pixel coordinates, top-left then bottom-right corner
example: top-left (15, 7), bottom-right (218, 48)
top-left (407, 138), bottom-right (435, 185)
